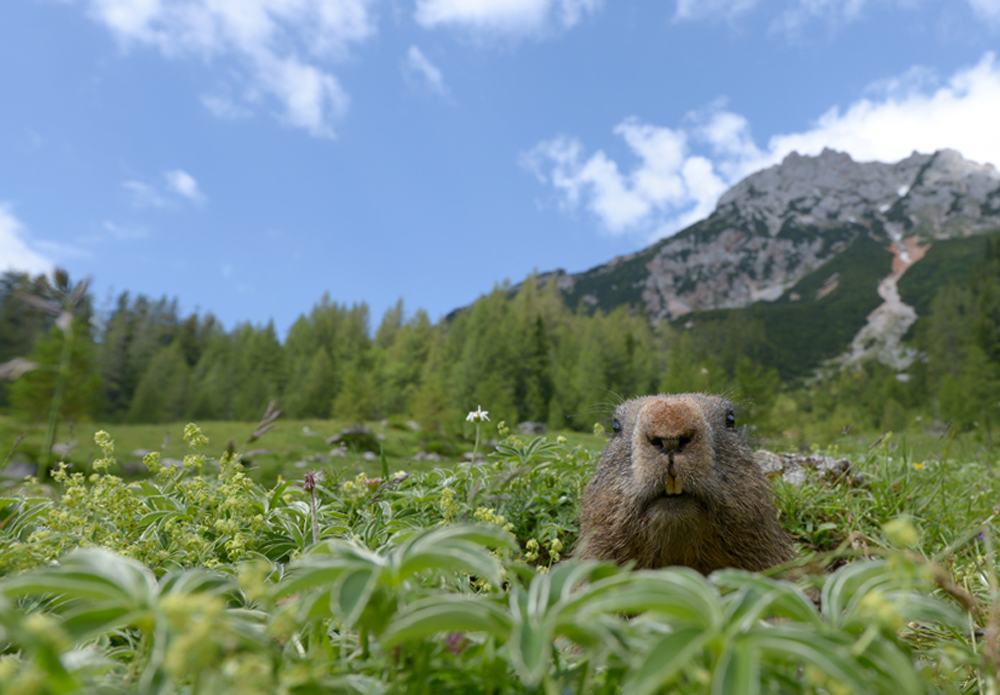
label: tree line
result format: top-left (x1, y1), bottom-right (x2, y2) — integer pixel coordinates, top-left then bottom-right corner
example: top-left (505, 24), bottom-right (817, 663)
top-left (1, 233), bottom-right (998, 441)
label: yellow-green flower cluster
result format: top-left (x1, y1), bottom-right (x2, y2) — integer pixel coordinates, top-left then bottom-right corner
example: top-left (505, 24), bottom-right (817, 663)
top-left (9, 427), bottom-right (272, 572)
top-left (341, 472), bottom-right (373, 502)
top-left (439, 487), bottom-right (460, 523)
top-left (474, 506), bottom-right (514, 533)
top-left (523, 538), bottom-right (539, 562)
top-left (546, 537), bottom-right (564, 563)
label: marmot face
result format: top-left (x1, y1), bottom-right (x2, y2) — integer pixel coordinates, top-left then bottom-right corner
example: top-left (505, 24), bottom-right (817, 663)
top-left (578, 393), bottom-right (792, 574)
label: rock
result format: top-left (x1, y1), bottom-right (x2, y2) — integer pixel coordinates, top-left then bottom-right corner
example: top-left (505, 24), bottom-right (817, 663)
top-left (754, 450), bottom-right (854, 486)
top-left (51, 441), bottom-right (76, 456)
top-left (362, 451), bottom-right (378, 462)
top-left (517, 422), bottom-right (548, 435)
top-left (1, 461), bottom-right (37, 479)
top-left (326, 425), bottom-right (378, 451)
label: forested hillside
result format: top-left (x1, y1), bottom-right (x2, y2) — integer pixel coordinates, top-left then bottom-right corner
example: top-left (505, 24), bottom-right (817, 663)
top-left (2, 230), bottom-right (1000, 444)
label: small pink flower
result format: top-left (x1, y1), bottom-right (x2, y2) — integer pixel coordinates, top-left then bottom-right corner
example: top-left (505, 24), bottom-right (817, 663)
top-left (446, 632), bottom-right (467, 656)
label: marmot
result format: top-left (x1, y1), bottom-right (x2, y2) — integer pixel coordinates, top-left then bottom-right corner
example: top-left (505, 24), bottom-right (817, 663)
top-left (577, 393), bottom-right (793, 574)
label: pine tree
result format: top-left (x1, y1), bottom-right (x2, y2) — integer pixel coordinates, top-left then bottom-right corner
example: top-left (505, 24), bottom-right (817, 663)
top-left (126, 342), bottom-right (190, 423)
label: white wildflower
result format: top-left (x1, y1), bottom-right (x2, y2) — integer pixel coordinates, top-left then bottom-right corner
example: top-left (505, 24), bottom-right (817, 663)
top-left (466, 406), bottom-right (490, 423)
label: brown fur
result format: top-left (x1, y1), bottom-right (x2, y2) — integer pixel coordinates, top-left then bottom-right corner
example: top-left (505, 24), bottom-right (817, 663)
top-left (577, 393), bottom-right (793, 574)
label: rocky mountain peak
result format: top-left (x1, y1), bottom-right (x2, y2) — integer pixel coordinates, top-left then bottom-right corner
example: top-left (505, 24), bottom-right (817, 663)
top-left (549, 147), bottom-right (1000, 328)
top-left (715, 148), bottom-right (1000, 238)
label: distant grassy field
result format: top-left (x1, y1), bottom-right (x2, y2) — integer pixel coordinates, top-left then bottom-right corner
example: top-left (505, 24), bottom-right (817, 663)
top-left (3, 410), bottom-right (993, 493)
top-left (0, 415), bottom-right (608, 487)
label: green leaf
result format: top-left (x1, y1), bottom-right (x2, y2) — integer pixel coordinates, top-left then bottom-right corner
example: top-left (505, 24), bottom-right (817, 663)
top-left (508, 609), bottom-right (553, 687)
top-left (713, 570), bottom-right (821, 627)
top-left (396, 547), bottom-right (503, 586)
top-left (380, 595), bottom-right (512, 646)
top-left (624, 626), bottom-right (713, 695)
top-left (752, 627), bottom-right (870, 694)
top-left (821, 561), bottom-right (893, 627)
top-left (399, 523), bottom-right (517, 556)
top-left (57, 603), bottom-right (143, 641)
top-left (336, 567), bottom-right (381, 628)
top-left (577, 569), bottom-right (723, 629)
top-left (1, 549), bottom-right (158, 608)
top-left (712, 642), bottom-right (759, 695)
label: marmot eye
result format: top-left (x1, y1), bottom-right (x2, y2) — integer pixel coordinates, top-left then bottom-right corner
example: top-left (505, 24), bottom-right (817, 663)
top-left (725, 411), bottom-right (736, 428)
top-left (612, 418), bottom-right (621, 434)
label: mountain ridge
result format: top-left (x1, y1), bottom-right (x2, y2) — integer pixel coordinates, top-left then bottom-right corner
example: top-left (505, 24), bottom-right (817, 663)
top-left (518, 147), bottom-right (1000, 378)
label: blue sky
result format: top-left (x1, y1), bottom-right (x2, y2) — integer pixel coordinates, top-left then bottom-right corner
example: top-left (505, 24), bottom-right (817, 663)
top-left (2, 0), bottom-right (999, 335)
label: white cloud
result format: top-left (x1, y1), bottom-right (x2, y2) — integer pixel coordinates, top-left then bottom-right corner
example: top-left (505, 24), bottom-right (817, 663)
top-left (674, 0), bottom-right (758, 22)
top-left (164, 169), bottom-right (206, 203)
top-left (968, 0), bottom-right (1000, 22)
top-left (102, 221), bottom-right (148, 240)
top-left (415, 0), bottom-right (600, 36)
top-left (404, 46), bottom-right (448, 96)
top-left (676, 0), bottom-right (1000, 32)
top-left (200, 93), bottom-right (253, 120)
top-left (525, 52), bottom-right (1000, 239)
top-left (0, 204), bottom-right (53, 275)
top-left (125, 169), bottom-right (208, 207)
top-left (80, 0), bottom-right (376, 137)
top-left (771, 0), bottom-right (872, 34)
top-left (123, 180), bottom-right (168, 208)
top-left (764, 52), bottom-right (1000, 167)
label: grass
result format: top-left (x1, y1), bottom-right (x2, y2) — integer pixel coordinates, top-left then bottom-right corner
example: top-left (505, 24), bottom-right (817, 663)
top-left (0, 419), bottom-right (997, 693)
top-left (0, 414), bottom-right (607, 488)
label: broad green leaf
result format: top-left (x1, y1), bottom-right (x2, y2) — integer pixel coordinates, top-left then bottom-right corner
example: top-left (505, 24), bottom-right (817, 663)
top-left (752, 627), bottom-right (870, 694)
top-left (2, 550), bottom-right (158, 608)
top-left (713, 570), bottom-right (821, 626)
top-left (336, 567), bottom-right (381, 628)
top-left (525, 569), bottom-right (553, 619)
top-left (159, 568), bottom-right (233, 597)
top-left (396, 546), bottom-right (503, 586)
top-left (399, 523), bottom-right (517, 556)
top-left (578, 569), bottom-right (723, 629)
top-left (277, 559), bottom-right (373, 598)
top-left (546, 560), bottom-right (621, 603)
top-left (712, 642), bottom-right (760, 695)
top-left (884, 590), bottom-right (966, 629)
top-left (57, 603), bottom-right (144, 641)
top-left (508, 610), bottom-right (553, 686)
top-left (624, 626), bottom-right (713, 695)
top-left (380, 595), bottom-right (512, 645)
top-left (821, 561), bottom-right (893, 627)
top-left (854, 638), bottom-right (923, 695)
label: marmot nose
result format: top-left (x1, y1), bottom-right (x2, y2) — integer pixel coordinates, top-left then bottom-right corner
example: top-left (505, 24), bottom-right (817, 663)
top-left (638, 397), bottom-right (702, 455)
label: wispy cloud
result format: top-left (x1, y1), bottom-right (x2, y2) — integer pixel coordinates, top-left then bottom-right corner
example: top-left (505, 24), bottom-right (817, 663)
top-left (674, 0), bottom-right (758, 22)
top-left (674, 0), bottom-right (1000, 33)
top-left (164, 170), bottom-right (206, 204)
top-left (403, 46), bottom-right (448, 96)
top-left (122, 180), bottom-right (168, 208)
top-left (524, 52), bottom-right (1000, 239)
top-left (415, 0), bottom-right (601, 37)
top-left (0, 204), bottom-right (53, 274)
top-left (102, 221), bottom-right (148, 241)
top-left (200, 93), bottom-right (253, 120)
top-left (968, 0), bottom-right (1000, 23)
top-left (124, 169), bottom-right (207, 208)
top-left (79, 0), bottom-right (376, 138)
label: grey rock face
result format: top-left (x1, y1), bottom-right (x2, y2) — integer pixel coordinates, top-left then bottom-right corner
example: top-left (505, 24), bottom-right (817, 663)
top-left (635, 148), bottom-right (1000, 321)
